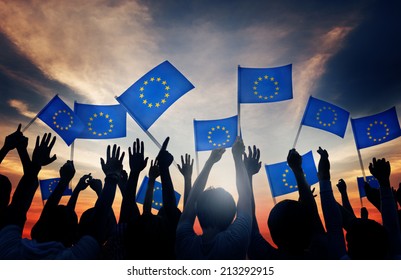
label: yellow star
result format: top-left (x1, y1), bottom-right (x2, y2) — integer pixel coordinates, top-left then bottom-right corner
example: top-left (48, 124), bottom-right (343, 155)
top-left (165, 86), bottom-right (170, 90)
top-left (150, 77), bottom-right (155, 82)
top-left (270, 77), bottom-right (275, 81)
top-left (88, 123), bottom-right (91, 126)
top-left (143, 100), bottom-right (148, 104)
top-left (140, 87), bottom-right (144, 91)
top-left (162, 81), bottom-right (167, 85)
top-left (139, 93), bottom-right (144, 98)
top-left (254, 81), bottom-right (259, 85)
top-left (264, 75), bottom-right (269, 79)
top-left (157, 77), bottom-right (161, 82)
top-left (144, 81), bottom-right (148, 85)
top-left (165, 93), bottom-right (170, 98)
top-left (274, 81), bottom-right (278, 85)
top-left (155, 103), bottom-right (160, 107)
top-left (217, 125), bottom-right (220, 129)
top-left (161, 99), bottom-right (166, 104)
top-left (258, 77), bottom-right (262, 81)
top-left (109, 119), bottom-right (113, 123)
top-left (148, 103), bottom-right (153, 108)
top-left (99, 112), bottom-right (104, 116)
top-left (93, 113), bottom-right (98, 118)
top-left (89, 128), bottom-right (92, 131)
top-left (89, 117), bottom-right (93, 121)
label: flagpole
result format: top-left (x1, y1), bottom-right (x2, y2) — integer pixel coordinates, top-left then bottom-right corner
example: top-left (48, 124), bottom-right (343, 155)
top-left (292, 124), bottom-right (303, 149)
top-left (356, 147), bottom-right (365, 208)
top-left (22, 94), bottom-right (59, 132)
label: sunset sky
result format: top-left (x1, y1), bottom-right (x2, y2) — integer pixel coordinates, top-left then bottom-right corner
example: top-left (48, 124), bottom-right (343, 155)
top-left (0, 0), bottom-right (400, 241)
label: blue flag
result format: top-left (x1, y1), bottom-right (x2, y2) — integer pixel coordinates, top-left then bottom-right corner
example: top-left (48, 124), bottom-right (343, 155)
top-left (301, 96), bottom-right (350, 138)
top-left (357, 176), bottom-right (380, 198)
top-left (74, 102), bottom-right (126, 139)
top-left (39, 178), bottom-right (73, 201)
top-left (37, 95), bottom-right (85, 146)
top-left (265, 151), bottom-right (318, 198)
top-left (136, 176), bottom-right (181, 210)
top-left (238, 64), bottom-right (292, 103)
top-left (194, 115), bottom-right (238, 151)
top-left (351, 107), bottom-right (401, 149)
top-left (116, 61), bottom-right (194, 131)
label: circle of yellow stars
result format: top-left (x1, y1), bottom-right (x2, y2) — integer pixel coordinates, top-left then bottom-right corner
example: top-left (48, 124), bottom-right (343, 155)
top-left (87, 112), bottom-right (114, 137)
top-left (139, 77), bottom-right (170, 109)
top-left (252, 75), bottom-right (280, 100)
top-left (207, 125), bottom-right (231, 147)
top-left (281, 167), bottom-right (307, 189)
top-left (52, 110), bottom-right (74, 131)
top-left (47, 180), bottom-right (59, 194)
top-left (316, 106), bottom-right (338, 127)
top-left (152, 186), bottom-right (163, 208)
top-left (366, 120), bottom-right (390, 143)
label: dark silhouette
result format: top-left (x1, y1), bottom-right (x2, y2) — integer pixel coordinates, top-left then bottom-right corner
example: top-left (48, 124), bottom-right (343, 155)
top-left (175, 136), bottom-right (252, 259)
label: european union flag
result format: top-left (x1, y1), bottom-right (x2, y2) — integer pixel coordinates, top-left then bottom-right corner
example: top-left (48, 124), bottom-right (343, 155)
top-left (357, 176), bottom-right (380, 198)
top-left (136, 176), bottom-right (181, 211)
top-left (351, 107), bottom-right (401, 149)
top-left (301, 96), bottom-right (350, 138)
top-left (37, 95), bottom-right (85, 146)
top-left (194, 115), bottom-right (238, 151)
top-left (116, 61), bottom-right (194, 131)
top-left (265, 151), bottom-right (318, 198)
top-left (39, 178), bottom-right (73, 201)
top-left (238, 64), bottom-right (292, 103)
top-left (74, 102), bottom-right (126, 139)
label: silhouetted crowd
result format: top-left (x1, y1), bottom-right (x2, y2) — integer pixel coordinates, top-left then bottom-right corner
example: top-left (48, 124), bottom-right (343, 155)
top-left (0, 125), bottom-right (400, 259)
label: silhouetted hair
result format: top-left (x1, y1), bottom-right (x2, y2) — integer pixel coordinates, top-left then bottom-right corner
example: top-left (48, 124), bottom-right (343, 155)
top-left (346, 218), bottom-right (390, 259)
top-left (196, 187), bottom-right (236, 231)
top-left (31, 205), bottom-right (78, 247)
top-left (268, 199), bottom-right (312, 255)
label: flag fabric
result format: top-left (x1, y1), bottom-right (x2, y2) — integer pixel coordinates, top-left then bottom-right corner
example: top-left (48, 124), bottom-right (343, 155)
top-left (136, 176), bottom-right (181, 210)
top-left (301, 96), bottom-right (350, 138)
top-left (238, 64), bottom-right (292, 103)
top-left (116, 60), bottom-right (194, 131)
top-left (351, 107), bottom-right (401, 149)
top-left (39, 178), bottom-right (73, 201)
top-left (194, 115), bottom-right (238, 151)
top-left (265, 150), bottom-right (318, 198)
top-left (37, 95), bottom-right (85, 146)
top-left (357, 176), bottom-right (380, 198)
top-left (74, 102), bottom-right (126, 139)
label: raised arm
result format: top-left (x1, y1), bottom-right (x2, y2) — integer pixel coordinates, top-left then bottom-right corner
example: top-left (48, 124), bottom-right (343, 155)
top-left (317, 147), bottom-right (346, 259)
top-left (336, 179), bottom-right (356, 217)
top-left (369, 157), bottom-right (401, 257)
top-left (156, 137), bottom-right (177, 219)
top-left (67, 173), bottom-right (92, 210)
top-left (119, 138), bottom-right (148, 224)
top-left (287, 148), bottom-right (325, 234)
top-left (90, 144), bottom-right (124, 244)
top-left (179, 147), bottom-right (225, 226)
top-left (178, 153), bottom-right (194, 209)
top-left (5, 133), bottom-right (56, 230)
top-left (143, 160), bottom-right (160, 215)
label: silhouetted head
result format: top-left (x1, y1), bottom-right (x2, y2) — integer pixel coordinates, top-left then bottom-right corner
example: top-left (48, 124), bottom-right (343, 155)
top-left (31, 205), bottom-right (78, 247)
top-left (0, 174), bottom-right (11, 209)
top-left (346, 218), bottom-right (390, 259)
top-left (268, 199), bottom-right (313, 255)
top-left (78, 207), bottom-right (117, 241)
top-left (196, 187), bottom-right (236, 231)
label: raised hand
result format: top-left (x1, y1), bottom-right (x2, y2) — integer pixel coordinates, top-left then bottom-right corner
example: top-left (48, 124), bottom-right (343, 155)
top-left (129, 138), bottom-right (148, 174)
top-left (31, 133), bottom-right (57, 168)
top-left (59, 160), bottom-right (76, 182)
top-left (336, 179), bottom-right (347, 194)
top-left (231, 136), bottom-right (245, 159)
top-left (149, 159), bottom-right (160, 180)
top-left (317, 147), bottom-right (330, 181)
top-left (287, 148), bottom-right (302, 171)
top-left (76, 173), bottom-right (92, 192)
top-left (243, 145), bottom-right (261, 177)
top-left (156, 137), bottom-right (174, 169)
top-left (208, 147), bottom-right (226, 164)
top-left (100, 144), bottom-right (125, 180)
top-left (178, 153), bottom-right (193, 179)
top-left (2, 124), bottom-right (24, 152)
top-left (369, 157), bottom-right (391, 184)
top-left (89, 178), bottom-right (103, 197)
